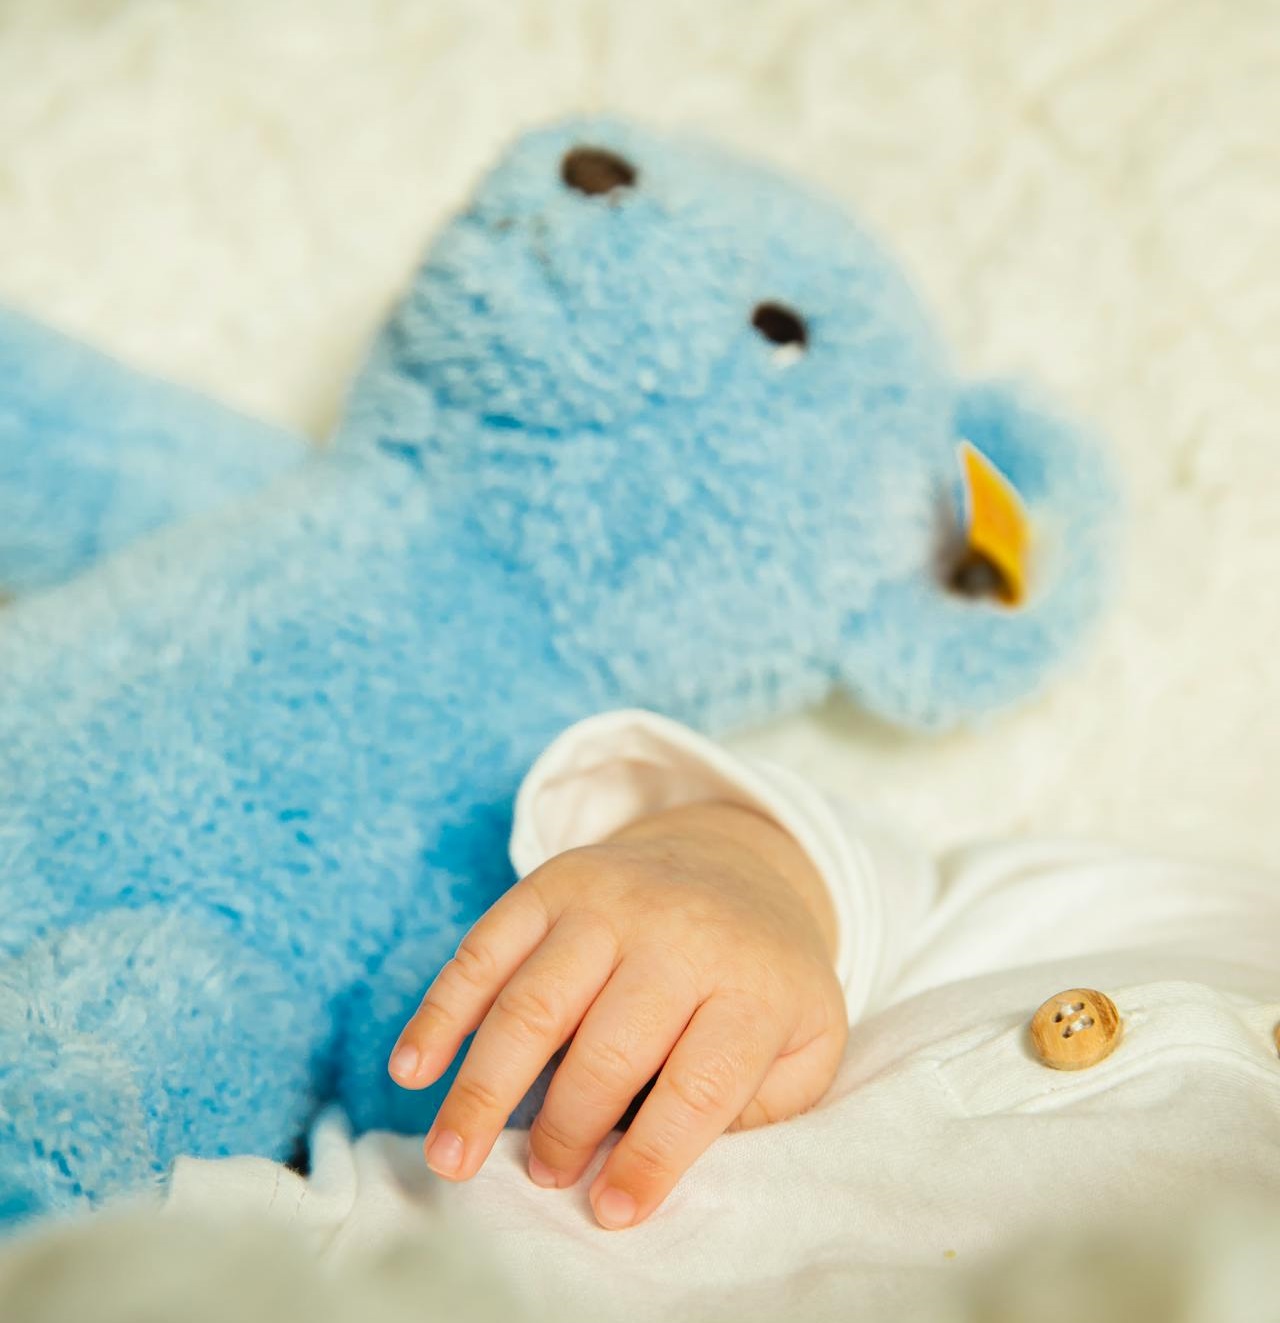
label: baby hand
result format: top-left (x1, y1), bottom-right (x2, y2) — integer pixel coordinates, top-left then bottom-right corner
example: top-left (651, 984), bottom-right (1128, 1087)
top-left (389, 802), bottom-right (846, 1229)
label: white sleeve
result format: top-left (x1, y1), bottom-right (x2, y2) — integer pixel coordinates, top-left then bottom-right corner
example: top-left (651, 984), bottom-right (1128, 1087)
top-left (509, 709), bottom-right (938, 1024)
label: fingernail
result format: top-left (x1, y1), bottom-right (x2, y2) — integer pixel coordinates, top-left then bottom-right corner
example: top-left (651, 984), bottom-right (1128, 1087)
top-left (425, 1129), bottom-right (464, 1177)
top-left (593, 1187), bottom-right (637, 1230)
top-left (527, 1155), bottom-right (559, 1189)
top-left (388, 1042), bottom-right (419, 1081)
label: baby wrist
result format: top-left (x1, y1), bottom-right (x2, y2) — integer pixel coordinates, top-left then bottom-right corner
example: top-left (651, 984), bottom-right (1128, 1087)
top-left (608, 801), bottom-right (840, 968)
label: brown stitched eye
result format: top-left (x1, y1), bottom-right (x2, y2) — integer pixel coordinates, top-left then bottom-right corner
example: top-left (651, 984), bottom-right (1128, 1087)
top-left (561, 146), bottom-right (637, 196)
top-left (751, 302), bottom-right (808, 350)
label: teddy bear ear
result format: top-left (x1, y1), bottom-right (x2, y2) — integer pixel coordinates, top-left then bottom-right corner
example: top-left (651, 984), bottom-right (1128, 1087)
top-left (838, 380), bottom-right (1121, 730)
top-left (947, 440), bottom-right (1033, 608)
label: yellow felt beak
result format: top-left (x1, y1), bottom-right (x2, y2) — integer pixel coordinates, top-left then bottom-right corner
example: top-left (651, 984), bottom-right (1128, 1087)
top-left (958, 441), bottom-right (1031, 606)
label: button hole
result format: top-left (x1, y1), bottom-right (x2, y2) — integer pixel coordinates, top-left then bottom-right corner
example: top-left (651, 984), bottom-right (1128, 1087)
top-left (1052, 1002), bottom-right (1085, 1023)
top-left (1062, 1015), bottom-right (1094, 1039)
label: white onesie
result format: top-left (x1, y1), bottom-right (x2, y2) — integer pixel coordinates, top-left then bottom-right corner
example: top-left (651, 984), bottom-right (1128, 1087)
top-left (167, 709), bottom-right (1280, 1322)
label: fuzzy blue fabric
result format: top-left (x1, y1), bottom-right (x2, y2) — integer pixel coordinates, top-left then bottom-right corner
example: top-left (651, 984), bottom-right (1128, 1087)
top-left (0, 118), bottom-right (1115, 1229)
top-left (0, 310), bottom-right (308, 596)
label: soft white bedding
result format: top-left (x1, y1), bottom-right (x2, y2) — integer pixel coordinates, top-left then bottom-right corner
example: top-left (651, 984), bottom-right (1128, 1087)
top-left (1, 0), bottom-right (1277, 1312)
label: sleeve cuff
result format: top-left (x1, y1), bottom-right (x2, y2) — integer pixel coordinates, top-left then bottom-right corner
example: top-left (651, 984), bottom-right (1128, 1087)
top-left (509, 709), bottom-right (889, 1023)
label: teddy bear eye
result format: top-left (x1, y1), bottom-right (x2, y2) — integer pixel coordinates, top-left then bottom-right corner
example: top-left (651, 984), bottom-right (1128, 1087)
top-left (561, 146), bottom-right (637, 196)
top-left (751, 302), bottom-right (808, 355)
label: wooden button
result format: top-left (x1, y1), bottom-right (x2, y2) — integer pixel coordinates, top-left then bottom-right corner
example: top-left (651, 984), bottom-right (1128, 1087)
top-left (1030, 988), bottom-right (1122, 1071)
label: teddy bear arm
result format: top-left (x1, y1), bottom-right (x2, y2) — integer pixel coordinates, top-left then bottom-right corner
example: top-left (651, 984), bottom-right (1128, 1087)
top-left (0, 308), bottom-right (309, 598)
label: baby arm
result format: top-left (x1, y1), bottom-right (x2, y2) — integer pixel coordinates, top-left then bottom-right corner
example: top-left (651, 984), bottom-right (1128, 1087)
top-left (389, 799), bottom-right (846, 1230)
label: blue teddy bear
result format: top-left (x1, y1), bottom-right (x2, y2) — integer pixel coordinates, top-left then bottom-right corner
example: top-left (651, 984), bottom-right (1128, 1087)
top-left (0, 119), bottom-right (1114, 1229)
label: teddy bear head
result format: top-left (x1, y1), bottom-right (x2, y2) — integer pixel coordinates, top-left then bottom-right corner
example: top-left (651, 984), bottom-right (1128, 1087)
top-left (338, 118), bottom-right (1116, 730)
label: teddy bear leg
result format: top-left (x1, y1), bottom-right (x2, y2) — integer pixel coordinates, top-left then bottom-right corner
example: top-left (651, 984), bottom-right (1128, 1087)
top-left (0, 904), bottom-right (334, 1233)
top-left (0, 306), bottom-right (308, 597)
